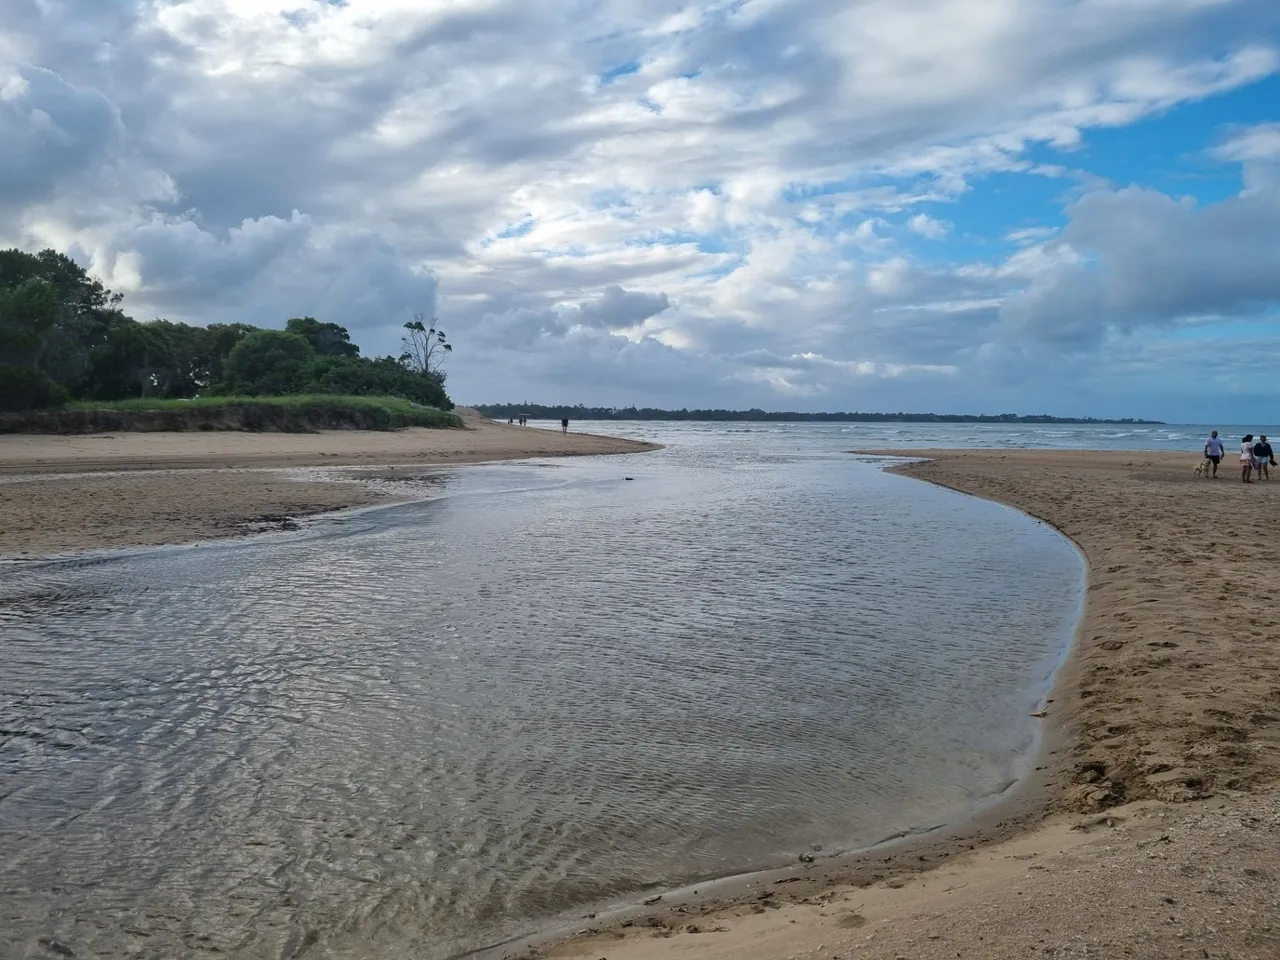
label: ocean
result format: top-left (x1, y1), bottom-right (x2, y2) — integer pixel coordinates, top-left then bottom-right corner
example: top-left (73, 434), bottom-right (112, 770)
top-left (520, 419), bottom-right (1269, 452)
top-left (1, 420), bottom-right (1188, 958)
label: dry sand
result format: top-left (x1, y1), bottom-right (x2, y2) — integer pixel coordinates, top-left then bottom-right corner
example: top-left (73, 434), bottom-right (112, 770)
top-left (0, 409), bottom-right (656, 556)
top-left (525, 449), bottom-right (1280, 960)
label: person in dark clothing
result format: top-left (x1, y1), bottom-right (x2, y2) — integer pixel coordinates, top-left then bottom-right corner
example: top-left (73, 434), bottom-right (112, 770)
top-left (1254, 435), bottom-right (1275, 481)
top-left (560, 417), bottom-right (569, 434)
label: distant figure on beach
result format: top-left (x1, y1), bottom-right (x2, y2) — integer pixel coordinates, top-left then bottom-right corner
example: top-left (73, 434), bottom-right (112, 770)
top-left (1240, 434), bottom-right (1255, 483)
top-left (1254, 435), bottom-right (1274, 481)
top-left (560, 417), bottom-right (569, 434)
top-left (1203, 430), bottom-right (1224, 478)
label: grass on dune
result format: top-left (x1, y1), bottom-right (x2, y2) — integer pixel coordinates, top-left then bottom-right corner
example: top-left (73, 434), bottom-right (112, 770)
top-left (6, 395), bottom-right (463, 433)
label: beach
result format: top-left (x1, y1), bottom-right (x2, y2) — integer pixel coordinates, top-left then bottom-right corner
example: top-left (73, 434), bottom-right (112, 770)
top-left (0, 428), bottom-right (1090, 960)
top-left (5, 440), bottom-right (1278, 958)
top-left (0, 410), bottom-right (656, 556)
top-left (534, 449), bottom-right (1280, 960)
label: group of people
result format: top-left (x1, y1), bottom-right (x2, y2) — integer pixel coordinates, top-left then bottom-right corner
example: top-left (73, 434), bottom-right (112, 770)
top-left (1203, 430), bottom-right (1276, 482)
top-left (504, 414), bottom-right (571, 434)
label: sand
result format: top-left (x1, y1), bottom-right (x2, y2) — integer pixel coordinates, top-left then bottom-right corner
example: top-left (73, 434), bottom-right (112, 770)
top-left (522, 449), bottom-right (1280, 960)
top-left (0, 409), bottom-right (657, 556)
top-left (6, 440), bottom-right (1279, 956)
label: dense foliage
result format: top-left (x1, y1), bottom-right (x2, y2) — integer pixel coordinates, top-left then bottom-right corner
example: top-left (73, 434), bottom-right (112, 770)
top-left (476, 403), bottom-right (1162, 424)
top-left (0, 248), bottom-right (452, 412)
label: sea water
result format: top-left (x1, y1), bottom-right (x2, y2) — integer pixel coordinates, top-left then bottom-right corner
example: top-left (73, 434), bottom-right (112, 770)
top-left (1, 425), bottom-right (1084, 959)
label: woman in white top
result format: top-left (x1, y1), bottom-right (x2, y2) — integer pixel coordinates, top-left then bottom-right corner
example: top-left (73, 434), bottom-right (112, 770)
top-left (1240, 434), bottom-right (1255, 483)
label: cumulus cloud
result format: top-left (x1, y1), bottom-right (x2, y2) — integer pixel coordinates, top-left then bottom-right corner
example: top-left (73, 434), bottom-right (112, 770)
top-left (907, 214), bottom-right (950, 240)
top-left (2, 0), bottom-right (1279, 415)
top-left (0, 62), bottom-right (173, 213)
top-left (576, 285), bottom-right (672, 331)
top-left (90, 212), bottom-right (439, 348)
top-left (471, 285), bottom-right (671, 348)
top-left (1000, 182), bottom-right (1280, 345)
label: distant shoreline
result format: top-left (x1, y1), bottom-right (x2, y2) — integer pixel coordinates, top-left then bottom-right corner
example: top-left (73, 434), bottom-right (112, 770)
top-left (474, 404), bottom-right (1163, 424)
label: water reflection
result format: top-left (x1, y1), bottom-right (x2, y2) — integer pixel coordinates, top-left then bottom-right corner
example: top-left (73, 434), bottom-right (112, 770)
top-left (0, 437), bottom-right (1082, 959)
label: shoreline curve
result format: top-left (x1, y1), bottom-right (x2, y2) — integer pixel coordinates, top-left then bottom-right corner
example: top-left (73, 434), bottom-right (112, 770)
top-left (521, 447), bottom-right (1280, 960)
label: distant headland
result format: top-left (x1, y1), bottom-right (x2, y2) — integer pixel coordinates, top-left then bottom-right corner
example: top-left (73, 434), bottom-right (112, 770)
top-left (475, 404), bottom-right (1164, 425)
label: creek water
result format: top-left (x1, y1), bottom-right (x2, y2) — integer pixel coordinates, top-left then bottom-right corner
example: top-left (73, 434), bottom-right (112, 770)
top-left (1, 425), bottom-right (1085, 959)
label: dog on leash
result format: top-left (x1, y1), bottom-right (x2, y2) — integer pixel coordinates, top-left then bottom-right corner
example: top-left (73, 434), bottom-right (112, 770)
top-left (1194, 458), bottom-right (1212, 478)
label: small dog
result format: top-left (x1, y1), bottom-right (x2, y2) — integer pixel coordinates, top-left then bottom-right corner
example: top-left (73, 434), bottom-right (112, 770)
top-left (1194, 458), bottom-right (1212, 478)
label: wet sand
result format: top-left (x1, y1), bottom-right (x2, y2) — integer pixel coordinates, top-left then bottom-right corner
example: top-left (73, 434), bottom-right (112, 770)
top-left (532, 449), bottom-right (1280, 960)
top-left (0, 410), bottom-right (657, 556)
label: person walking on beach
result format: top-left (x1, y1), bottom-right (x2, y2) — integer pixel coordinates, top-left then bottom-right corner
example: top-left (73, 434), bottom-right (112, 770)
top-left (1204, 430), bottom-right (1225, 478)
top-left (1241, 434), bottom-right (1256, 483)
top-left (1255, 435), bottom-right (1274, 481)
top-left (560, 417), bottom-right (569, 434)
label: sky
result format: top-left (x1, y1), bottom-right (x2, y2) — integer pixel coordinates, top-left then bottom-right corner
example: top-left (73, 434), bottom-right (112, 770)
top-left (3, 0), bottom-right (1279, 421)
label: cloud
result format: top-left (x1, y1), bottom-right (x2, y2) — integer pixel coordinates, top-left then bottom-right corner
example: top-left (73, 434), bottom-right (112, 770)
top-left (999, 181), bottom-right (1280, 346)
top-left (907, 213), bottom-right (950, 240)
top-left (471, 285), bottom-right (671, 347)
top-left (1214, 122), bottom-right (1280, 162)
top-left (1006, 226), bottom-right (1058, 244)
top-left (0, 62), bottom-right (173, 214)
top-left (2, 0), bottom-right (1279, 416)
top-left (576, 285), bottom-right (672, 330)
top-left (91, 212), bottom-right (438, 347)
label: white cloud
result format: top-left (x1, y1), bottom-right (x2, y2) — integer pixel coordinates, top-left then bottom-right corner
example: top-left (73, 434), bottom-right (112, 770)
top-left (999, 181), bottom-right (1280, 345)
top-left (0, 62), bottom-right (174, 214)
top-left (907, 213), bottom-right (950, 240)
top-left (1214, 122), bottom-right (1280, 162)
top-left (1006, 226), bottom-right (1059, 244)
top-left (87, 212), bottom-right (440, 348)
top-left (1, 0), bottom-right (1279, 416)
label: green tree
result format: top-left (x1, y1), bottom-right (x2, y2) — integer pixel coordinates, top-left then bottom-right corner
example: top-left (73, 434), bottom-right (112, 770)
top-left (303, 354), bottom-right (452, 409)
top-left (0, 277), bottom-right (58, 365)
top-left (0, 364), bottom-right (70, 411)
top-left (205, 323), bottom-right (257, 385)
top-left (86, 318), bottom-right (153, 400)
top-left (286, 316), bottom-right (360, 357)
top-left (399, 314), bottom-right (451, 383)
top-left (0, 248), bottom-right (128, 397)
top-left (139, 320), bottom-right (220, 398)
top-left (223, 330), bottom-right (316, 395)
top-left (1, 246), bottom-right (458, 412)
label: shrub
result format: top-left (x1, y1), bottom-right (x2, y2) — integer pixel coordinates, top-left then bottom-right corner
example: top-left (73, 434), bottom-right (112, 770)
top-left (0, 364), bottom-right (71, 412)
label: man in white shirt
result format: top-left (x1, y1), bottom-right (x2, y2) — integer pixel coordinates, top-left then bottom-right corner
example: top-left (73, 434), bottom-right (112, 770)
top-left (1203, 430), bottom-right (1225, 478)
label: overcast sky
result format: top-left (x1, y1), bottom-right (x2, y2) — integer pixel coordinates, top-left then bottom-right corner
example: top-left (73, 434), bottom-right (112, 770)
top-left (4, 0), bottom-right (1280, 420)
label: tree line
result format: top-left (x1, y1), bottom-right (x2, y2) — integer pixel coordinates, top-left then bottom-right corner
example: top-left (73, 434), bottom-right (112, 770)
top-left (0, 248), bottom-right (453, 412)
top-left (476, 403), bottom-right (1162, 424)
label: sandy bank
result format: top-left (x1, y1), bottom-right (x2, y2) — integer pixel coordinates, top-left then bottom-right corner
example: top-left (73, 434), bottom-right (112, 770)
top-left (529, 449), bottom-right (1280, 960)
top-left (0, 409), bottom-right (657, 556)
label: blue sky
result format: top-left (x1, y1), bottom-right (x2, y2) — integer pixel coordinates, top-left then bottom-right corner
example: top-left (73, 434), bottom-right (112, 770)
top-left (3, 0), bottom-right (1280, 421)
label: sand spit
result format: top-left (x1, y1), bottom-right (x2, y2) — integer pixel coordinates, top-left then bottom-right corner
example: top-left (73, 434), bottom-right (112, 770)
top-left (528, 449), bottom-right (1280, 960)
top-left (0, 409), bottom-right (657, 556)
